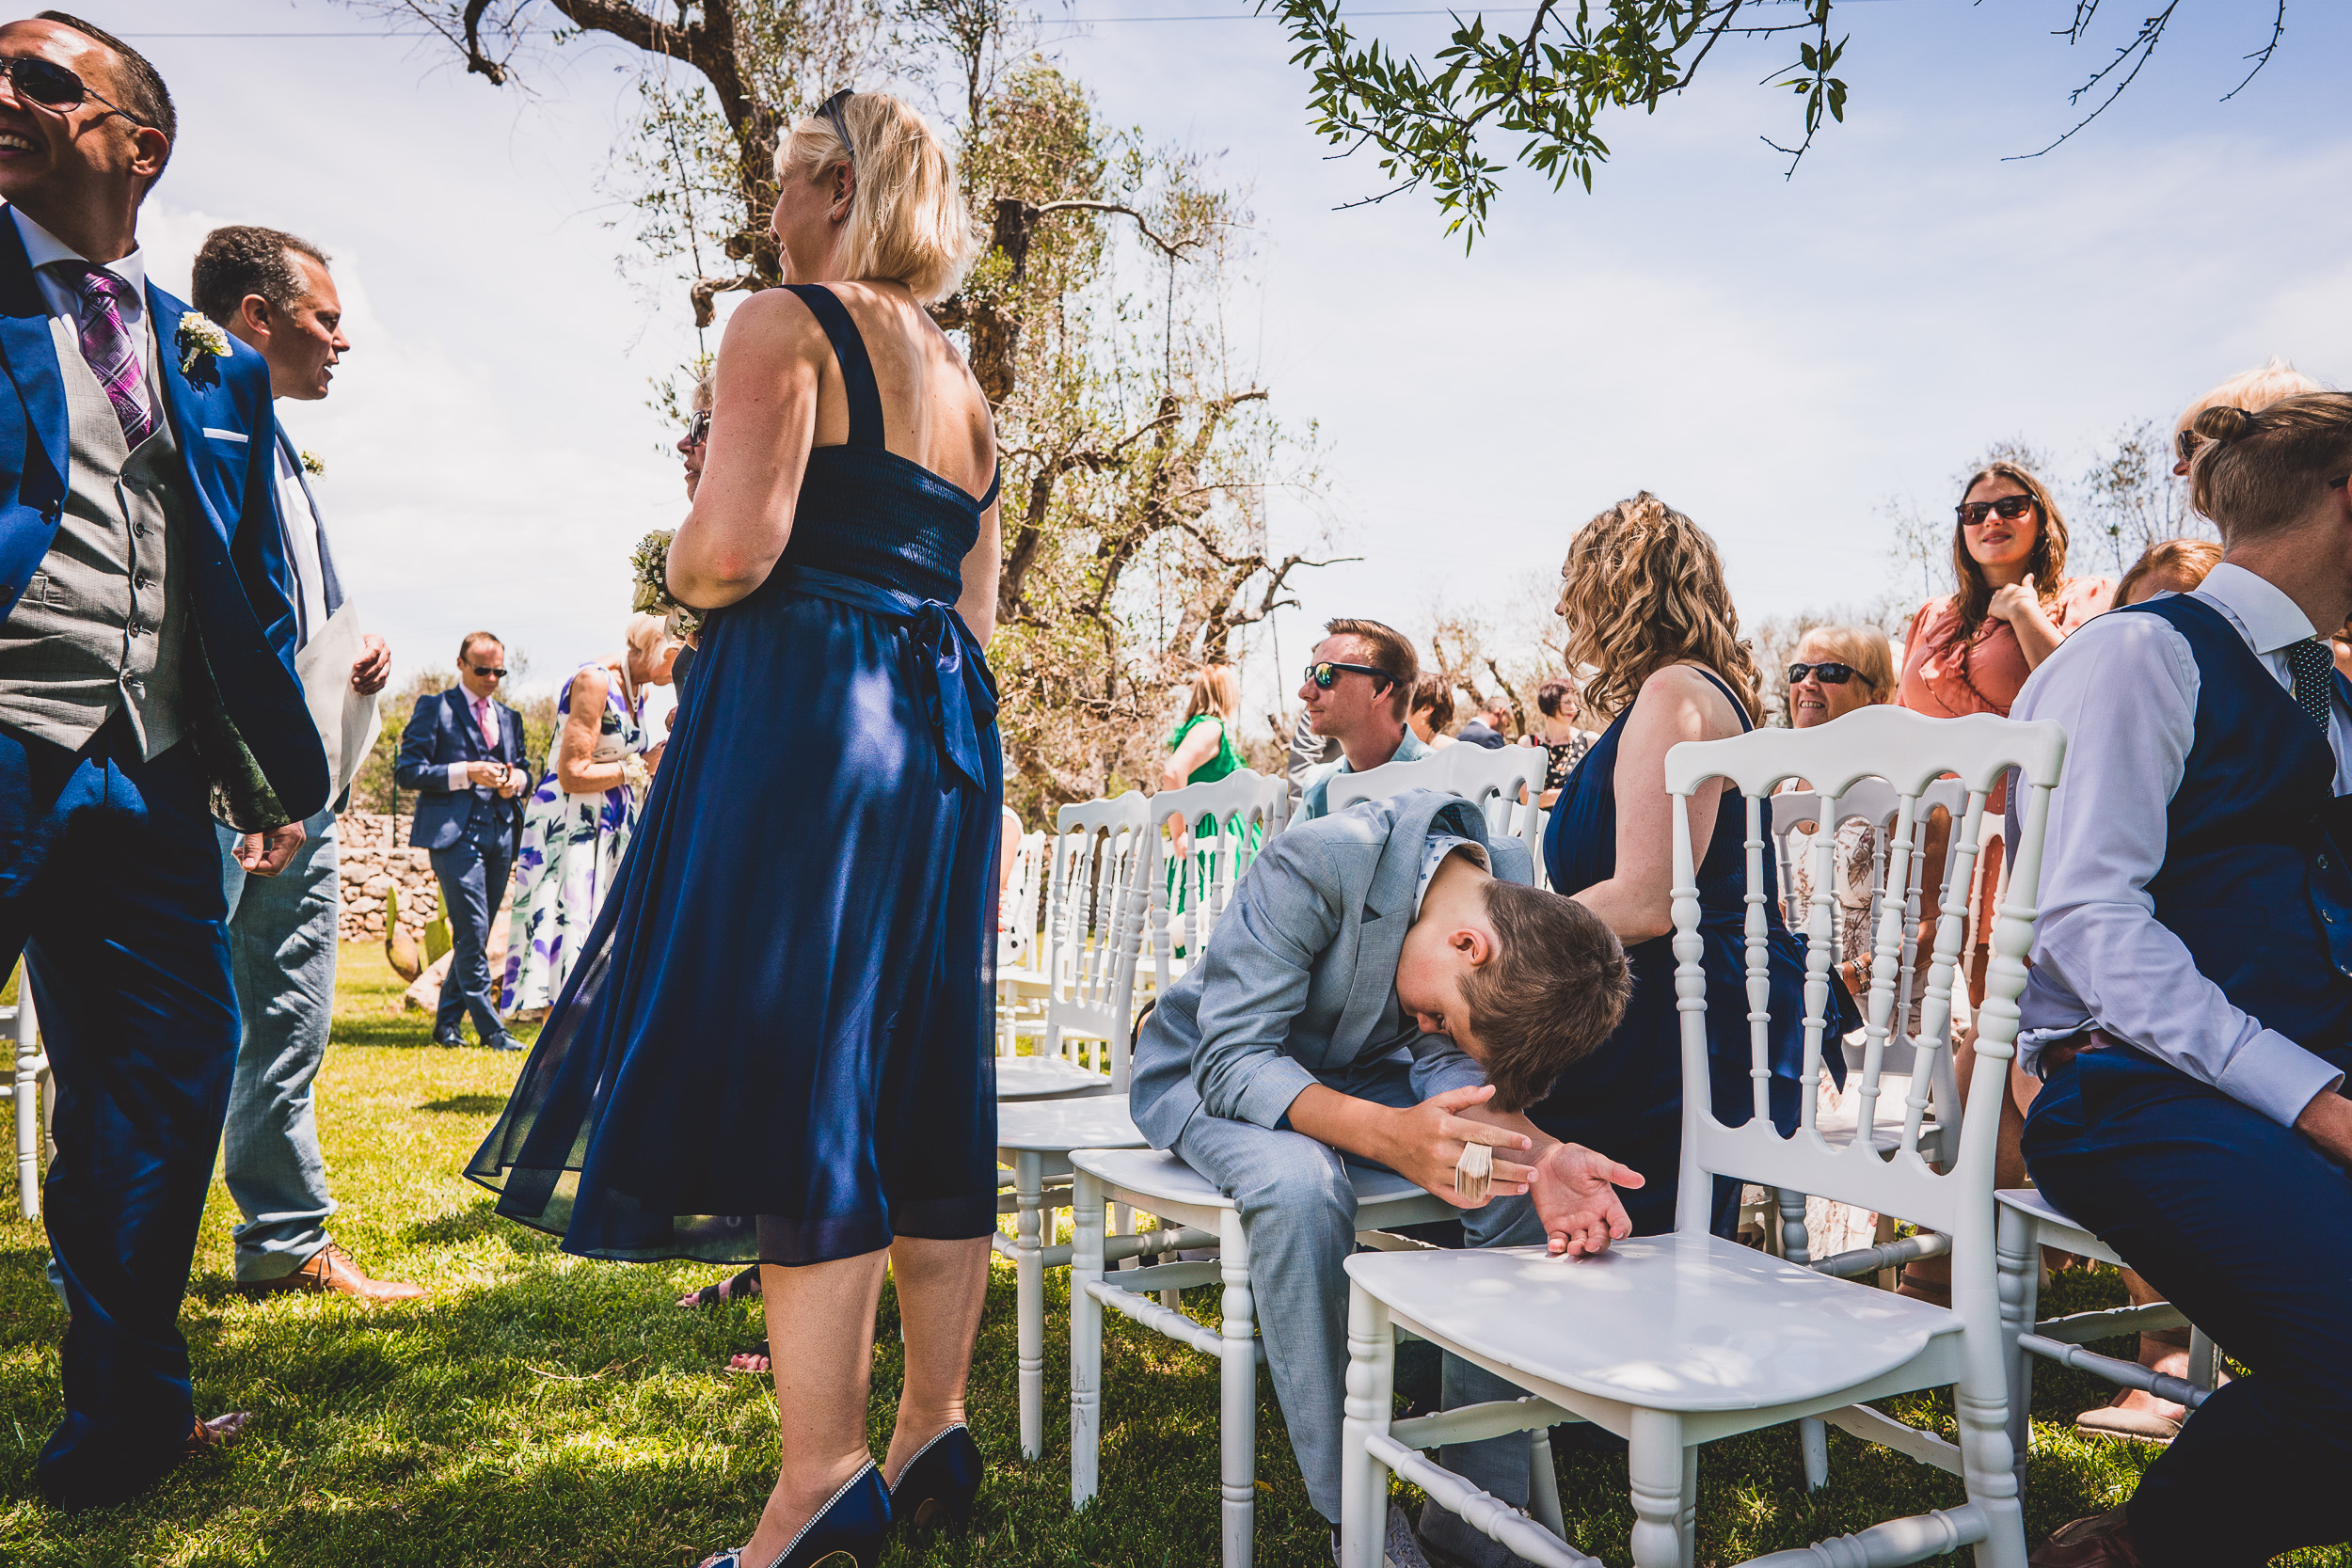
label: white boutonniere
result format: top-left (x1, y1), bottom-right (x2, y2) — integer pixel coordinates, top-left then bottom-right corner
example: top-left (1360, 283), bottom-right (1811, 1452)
top-left (176, 313), bottom-right (232, 375)
top-left (300, 450), bottom-right (326, 478)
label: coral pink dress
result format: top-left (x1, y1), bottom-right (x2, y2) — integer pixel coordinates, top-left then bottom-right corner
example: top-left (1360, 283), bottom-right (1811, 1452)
top-left (1899, 575), bottom-right (2114, 719)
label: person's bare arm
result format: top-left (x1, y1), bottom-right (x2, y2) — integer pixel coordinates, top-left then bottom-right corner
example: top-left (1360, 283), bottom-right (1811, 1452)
top-left (958, 490), bottom-right (1000, 644)
top-left (666, 293), bottom-right (823, 610)
top-left (552, 668), bottom-right (625, 796)
top-left (1284, 1082), bottom-right (1535, 1208)
top-left (1988, 575), bottom-right (2066, 669)
top-left (2297, 1088), bottom-right (2352, 1164)
top-left (1570, 664), bottom-right (1735, 943)
top-left (1161, 717), bottom-right (1224, 789)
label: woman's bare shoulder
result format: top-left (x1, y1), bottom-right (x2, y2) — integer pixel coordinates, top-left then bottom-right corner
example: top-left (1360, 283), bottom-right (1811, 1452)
top-left (1637, 662), bottom-right (1741, 733)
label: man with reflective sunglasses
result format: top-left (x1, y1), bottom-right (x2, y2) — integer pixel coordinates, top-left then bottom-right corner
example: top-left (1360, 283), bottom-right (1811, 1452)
top-left (395, 631), bottom-right (532, 1052)
top-left (0, 11), bottom-right (331, 1510)
top-left (1294, 616), bottom-right (1429, 822)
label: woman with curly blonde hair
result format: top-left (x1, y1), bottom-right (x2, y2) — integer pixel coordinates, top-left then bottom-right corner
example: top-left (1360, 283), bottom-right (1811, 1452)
top-left (1532, 493), bottom-right (1855, 1236)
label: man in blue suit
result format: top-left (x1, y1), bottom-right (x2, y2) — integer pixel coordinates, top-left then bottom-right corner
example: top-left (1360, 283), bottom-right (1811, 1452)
top-left (395, 632), bottom-right (532, 1051)
top-left (0, 13), bottom-right (328, 1509)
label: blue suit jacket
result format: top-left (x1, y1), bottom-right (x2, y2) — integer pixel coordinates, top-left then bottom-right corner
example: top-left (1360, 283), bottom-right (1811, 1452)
top-left (394, 688), bottom-right (532, 852)
top-left (0, 212), bottom-right (327, 823)
top-left (1130, 790), bottom-right (1534, 1149)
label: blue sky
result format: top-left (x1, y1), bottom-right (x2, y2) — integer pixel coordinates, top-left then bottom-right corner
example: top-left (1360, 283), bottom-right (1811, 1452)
top-left (100, 0), bottom-right (2352, 715)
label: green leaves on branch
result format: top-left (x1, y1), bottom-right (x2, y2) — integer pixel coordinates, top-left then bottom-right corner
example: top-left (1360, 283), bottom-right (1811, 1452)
top-left (1262, 0), bottom-right (1846, 243)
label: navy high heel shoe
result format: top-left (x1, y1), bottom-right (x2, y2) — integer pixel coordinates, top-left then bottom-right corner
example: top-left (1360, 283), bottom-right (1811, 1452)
top-left (888, 1423), bottom-right (983, 1533)
top-left (703, 1463), bottom-right (891, 1568)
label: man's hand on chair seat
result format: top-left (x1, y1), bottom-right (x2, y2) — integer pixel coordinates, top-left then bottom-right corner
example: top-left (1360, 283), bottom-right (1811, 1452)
top-left (1531, 1145), bottom-right (1643, 1258)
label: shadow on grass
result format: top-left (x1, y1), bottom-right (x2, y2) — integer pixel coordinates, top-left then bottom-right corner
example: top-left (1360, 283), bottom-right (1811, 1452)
top-left (405, 1197), bottom-right (545, 1250)
top-left (419, 1095), bottom-right (509, 1116)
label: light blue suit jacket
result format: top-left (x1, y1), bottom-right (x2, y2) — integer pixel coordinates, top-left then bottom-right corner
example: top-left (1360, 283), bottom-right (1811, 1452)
top-left (1130, 789), bottom-right (1534, 1150)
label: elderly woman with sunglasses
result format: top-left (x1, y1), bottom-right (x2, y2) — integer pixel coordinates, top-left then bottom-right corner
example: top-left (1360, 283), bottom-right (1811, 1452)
top-left (1778, 626), bottom-right (1898, 990)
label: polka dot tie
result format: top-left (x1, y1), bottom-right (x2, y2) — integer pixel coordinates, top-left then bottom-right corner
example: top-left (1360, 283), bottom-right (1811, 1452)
top-left (2287, 638), bottom-right (2335, 736)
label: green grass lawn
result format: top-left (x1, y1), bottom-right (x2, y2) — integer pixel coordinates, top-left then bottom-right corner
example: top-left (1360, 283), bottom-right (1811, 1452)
top-left (0, 947), bottom-right (2338, 1565)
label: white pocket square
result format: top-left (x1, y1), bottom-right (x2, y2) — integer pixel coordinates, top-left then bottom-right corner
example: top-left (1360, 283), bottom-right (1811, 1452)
top-left (201, 427), bottom-right (249, 443)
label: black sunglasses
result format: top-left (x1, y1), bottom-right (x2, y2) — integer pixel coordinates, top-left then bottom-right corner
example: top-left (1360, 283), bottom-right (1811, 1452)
top-left (1956, 495), bottom-right (2037, 528)
top-left (814, 87), bottom-right (857, 173)
top-left (2176, 427), bottom-right (2202, 466)
top-left (1788, 661), bottom-right (1868, 688)
top-left (470, 665), bottom-right (508, 680)
top-left (0, 55), bottom-right (153, 127)
top-left (685, 410), bottom-right (710, 447)
top-left (1306, 660), bottom-right (1395, 691)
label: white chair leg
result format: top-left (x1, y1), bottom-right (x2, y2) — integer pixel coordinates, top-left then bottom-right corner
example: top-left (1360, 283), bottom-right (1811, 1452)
top-left (1995, 1205), bottom-right (2038, 1492)
top-left (1014, 1151), bottom-right (1045, 1461)
top-left (1678, 1444), bottom-right (1698, 1568)
top-left (1776, 1188), bottom-right (1831, 1491)
top-left (1341, 1281), bottom-right (1395, 1568)
top-left (1956, 1338), bottom-right (2029, 1568)
top-left (1529, 1426), bottom-right (1566, 1541)
top-left (13, 989), bottom-right (40, 1221)
top-left (1070, 1170), bottom-right (1105, 1509)
top-left (1219, 1208), bottom-right (1257, 1568)
top-left (1627, 1409), bottom-right (1685, 1568)
top-left (2187, 1326), bottom-right (2218, 1391)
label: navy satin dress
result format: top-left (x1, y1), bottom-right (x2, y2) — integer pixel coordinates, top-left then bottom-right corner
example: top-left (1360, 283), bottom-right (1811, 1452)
top-left (468, 285), bottom-right (1003, 1266)
top-left (1532, 665), bottom-right (1851, 1238)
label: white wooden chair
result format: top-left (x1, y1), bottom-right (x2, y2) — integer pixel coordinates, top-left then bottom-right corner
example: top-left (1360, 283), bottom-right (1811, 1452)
top-left (2, 971), bottom-right (51, 1220)
top-left (996, 827), bottom-right (1051, 1056)
top-left (997, 794), bottom-right (1151, 1102)
top-left (1069, 1148), bottom-right (1454, 1568)
top-left (1335, 705), bottom-right (2065, 1568)
top-left (1325, 743), bottom-right (1546, 863)
top-left (993, 771), bottom-right (1283, 1461)
top-left (1995, 1189), bottom-right (2217, 1497)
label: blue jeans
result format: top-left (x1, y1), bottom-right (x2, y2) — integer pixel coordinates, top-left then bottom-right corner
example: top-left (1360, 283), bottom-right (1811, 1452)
top-left (431, 818), bottom-right (513, 1042)
top-left (0, 717), bottom-right (239, 1508)
top-left (217, 807), bottom-right (341, 1281)
top-left (2025, 1045), bottom-right (2352, 1568)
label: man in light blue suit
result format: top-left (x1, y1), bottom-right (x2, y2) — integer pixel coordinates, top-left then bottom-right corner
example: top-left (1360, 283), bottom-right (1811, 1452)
top-left (394, 635), bottom-right (532, 1051)
top-left (0, 12), bottom-right (328, 1509)
top-left (1133, 790), bottom-right (1637, 1566)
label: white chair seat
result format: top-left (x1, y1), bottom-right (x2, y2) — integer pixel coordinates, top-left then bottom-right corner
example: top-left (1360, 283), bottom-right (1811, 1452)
top-left (1994, 1185), bottom-right (2113, 1260)
top-left (998, 1094), bottom-right (1147, 1152)
top-left (996, 1056), bottom-right (1115, 1101)
top-left (1069, 1145), bottom-right (1429, 1212)
top-left (1346, 1235), bottom-right (1959, 1412)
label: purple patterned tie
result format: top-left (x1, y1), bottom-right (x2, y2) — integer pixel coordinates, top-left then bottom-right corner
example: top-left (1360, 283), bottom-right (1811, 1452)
top-left (58, 263), bottom-right (154, 448)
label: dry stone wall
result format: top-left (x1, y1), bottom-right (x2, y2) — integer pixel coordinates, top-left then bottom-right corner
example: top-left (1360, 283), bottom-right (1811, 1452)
top-left (337, 813), bottom-right (435, 944)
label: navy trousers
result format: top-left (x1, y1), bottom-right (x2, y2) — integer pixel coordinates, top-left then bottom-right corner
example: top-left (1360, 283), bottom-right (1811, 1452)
top-left (0, 715), bottom-right (239, 1508)
top-left (2024, 1045), bottom-right (2352, 1567)
top-left (430, 816), bottom-right (513, 1042)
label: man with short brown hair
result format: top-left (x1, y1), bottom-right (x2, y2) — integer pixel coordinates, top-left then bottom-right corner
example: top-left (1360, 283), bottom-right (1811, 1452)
top-left (1296, 616), bottom-right (1426, 821)
top-left (1131, 789), bottom-right (1634, 1565)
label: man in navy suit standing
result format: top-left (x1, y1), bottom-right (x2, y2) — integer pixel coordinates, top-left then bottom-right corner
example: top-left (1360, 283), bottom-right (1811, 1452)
top-left (0, 12), bottom-right (327, 1509)
top-left (396, 631), bottom-right (532, 1051)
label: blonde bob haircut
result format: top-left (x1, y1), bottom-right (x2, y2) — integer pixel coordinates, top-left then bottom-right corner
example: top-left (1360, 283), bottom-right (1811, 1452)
top-left (1184, 663), bottom-right (1239, 722)
top-left (625, 611), bottom-right (674, 660)
top-left (1558, 492), bottom-right (1761, 724)
top-left (1795, 624), bottom-right (1895, 700)
top-left (777, 90), bottom-right (981, 307)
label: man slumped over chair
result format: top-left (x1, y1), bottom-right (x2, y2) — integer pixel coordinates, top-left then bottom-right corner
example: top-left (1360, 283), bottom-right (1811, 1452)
top-left (1129, 788), bottom-right (1638, 1568)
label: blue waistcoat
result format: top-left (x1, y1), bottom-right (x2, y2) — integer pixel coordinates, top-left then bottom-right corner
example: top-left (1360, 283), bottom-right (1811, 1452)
top-left (2127, 594), bottom-right (2352, 1051)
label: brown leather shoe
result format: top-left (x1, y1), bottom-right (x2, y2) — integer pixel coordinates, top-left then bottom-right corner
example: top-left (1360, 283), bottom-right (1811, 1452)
top-left (239, 1243), bottom-right (426, 1302)
top-left (2032, 1512), bottom-right (2144, 1568)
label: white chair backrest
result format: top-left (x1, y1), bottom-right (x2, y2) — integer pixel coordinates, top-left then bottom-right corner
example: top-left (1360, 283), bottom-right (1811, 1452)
top-left (1325, 744), bottom-right (1545, 852)
top-left (1144, 769), bottom-right (1283, 994)
top-left (1041, 792), bottom-right (1154, 1091)
top-left (998, 828), bottom-right (1048, 970)
top-left (1664, 706), bottom-right (2066, 1270)
top-left (1770, 776), bottom-right (1969, 1075)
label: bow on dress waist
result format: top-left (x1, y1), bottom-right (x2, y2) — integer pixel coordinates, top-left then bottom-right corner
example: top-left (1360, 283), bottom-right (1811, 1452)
top-left (779, 565), bottom-right (999, 793)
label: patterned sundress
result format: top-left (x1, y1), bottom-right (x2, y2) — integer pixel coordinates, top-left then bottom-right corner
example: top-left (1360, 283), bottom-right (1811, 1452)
top-left (500, 664), bottom-right (649, 1016)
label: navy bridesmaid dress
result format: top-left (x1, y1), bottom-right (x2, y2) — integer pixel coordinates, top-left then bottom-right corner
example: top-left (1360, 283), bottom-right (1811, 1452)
top-left (1532, 664), bottom-right (1851, 1238)
top-left (468, 284), bottom-right (1003, 1266)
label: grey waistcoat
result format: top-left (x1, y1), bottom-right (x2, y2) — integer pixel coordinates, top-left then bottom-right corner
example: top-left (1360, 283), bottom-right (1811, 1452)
top-left (0, 309), bottom-right (192, 756)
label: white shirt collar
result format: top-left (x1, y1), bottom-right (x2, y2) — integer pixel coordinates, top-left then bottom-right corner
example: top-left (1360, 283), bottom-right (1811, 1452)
top-left (2189, 561), bottom-right (2317, 657)
top-left (9, 204), bottom-right (146, 294)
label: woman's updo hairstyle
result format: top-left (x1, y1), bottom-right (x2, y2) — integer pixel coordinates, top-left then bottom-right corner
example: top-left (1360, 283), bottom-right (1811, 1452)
top-left (2188, 393), bottom-right (2352, 542)
top-left (778, 90), bottom-right (981, 306)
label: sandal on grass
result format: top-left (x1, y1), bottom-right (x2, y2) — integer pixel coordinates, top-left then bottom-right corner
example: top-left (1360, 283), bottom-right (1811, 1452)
top-left (724, 1339), bottom-right (771, 1374)
top-left (2074, 1392), bottom-right (2181, 1446)
top-left (678, 1264), bottom-right (762, 1309)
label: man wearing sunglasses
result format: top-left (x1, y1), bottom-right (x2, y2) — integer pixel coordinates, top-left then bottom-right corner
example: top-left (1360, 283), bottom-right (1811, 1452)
top-left (1295, 616), bottom-right (1429, 822)
top-left (0, 12), bottom-right (334, 1510)
top-left (395, 631), bottom-right (533, 1053)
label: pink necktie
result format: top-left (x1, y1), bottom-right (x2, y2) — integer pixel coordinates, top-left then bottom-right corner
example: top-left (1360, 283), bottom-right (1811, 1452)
top-left (473, 696), bottom-right (497, 752)
top-left (61, 264), bottom-right (153, 448)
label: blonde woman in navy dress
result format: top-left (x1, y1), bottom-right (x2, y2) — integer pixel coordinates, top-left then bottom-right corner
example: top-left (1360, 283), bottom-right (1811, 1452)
top-left (468, 91), bottom-right (1000, 1568)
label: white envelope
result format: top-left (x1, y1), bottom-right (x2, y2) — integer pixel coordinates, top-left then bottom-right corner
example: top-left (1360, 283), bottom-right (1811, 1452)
top-left (294, 598), bottom-right (385, 805)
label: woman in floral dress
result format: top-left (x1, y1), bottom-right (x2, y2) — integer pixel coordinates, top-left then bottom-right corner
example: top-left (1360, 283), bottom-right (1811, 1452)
top-left (501, 614), bottom-right (679, 1018)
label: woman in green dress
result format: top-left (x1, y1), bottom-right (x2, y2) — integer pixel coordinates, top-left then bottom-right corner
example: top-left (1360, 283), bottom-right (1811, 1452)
top-left (1160, 663), bottom-right (1242, 788)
